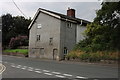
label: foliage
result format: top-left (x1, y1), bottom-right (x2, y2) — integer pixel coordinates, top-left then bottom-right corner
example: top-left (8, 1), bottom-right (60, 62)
top-left (79, 53), bottom-right (90, 60)
top-left (9, 35), bottom-right (28, 49)
top-left (94, 2), bottom-right (120, 50)
top-left (67, 2), bottom-right (120, 62)
top-left (75, 2), bottom-right (120, 52)
top-left (2, 14), bottom-right (31, 48)
top-left (3, 49), bottom-right (28, 55)
top-left (66, 50), bottom-right (119, 62)
top-left (66, 50), bottom-right (84, 60)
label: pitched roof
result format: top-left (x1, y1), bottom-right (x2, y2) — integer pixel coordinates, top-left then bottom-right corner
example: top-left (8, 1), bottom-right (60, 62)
top-left (28, 8), bottom-right (90, 29)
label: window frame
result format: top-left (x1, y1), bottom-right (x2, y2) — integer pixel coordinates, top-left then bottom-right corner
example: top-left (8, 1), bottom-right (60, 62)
top-left (37, 24), bottom-right (42, 29)
top-left (37, 35), bottom-right (41, 41)
top-left (49, 37), bottom-right (53, 45)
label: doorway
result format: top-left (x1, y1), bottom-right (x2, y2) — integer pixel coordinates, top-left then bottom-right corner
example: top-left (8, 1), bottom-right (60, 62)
top-left (53, 49), bottom-right (58, 60)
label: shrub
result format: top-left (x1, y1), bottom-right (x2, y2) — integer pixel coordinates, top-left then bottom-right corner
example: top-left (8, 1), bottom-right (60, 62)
top-left (79, 53), bottom-right (90, 60)
top-left (9, 35), bottom-right (28, 49)
top-left (66, 50), bottom-right (84, 60)
top-left (89, 52), bottom-right (101, 62)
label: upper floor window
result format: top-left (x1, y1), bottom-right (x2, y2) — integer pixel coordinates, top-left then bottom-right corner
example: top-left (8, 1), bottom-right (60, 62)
top-left (37, 35), bottom-right (40, 41)
top-left (37, 24), bottom-right (42, 29)
top-left (67, 22), bottom-right (72, 28)
top-left (49, 38), bottom-right (53, 45)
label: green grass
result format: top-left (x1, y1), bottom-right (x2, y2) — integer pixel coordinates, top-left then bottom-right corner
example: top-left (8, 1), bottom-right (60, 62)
top-left (3, 49), bottom-right (28, 55)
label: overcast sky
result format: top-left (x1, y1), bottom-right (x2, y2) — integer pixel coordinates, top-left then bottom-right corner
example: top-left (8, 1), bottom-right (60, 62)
top-left (0, 1), bottom-right (102, 22)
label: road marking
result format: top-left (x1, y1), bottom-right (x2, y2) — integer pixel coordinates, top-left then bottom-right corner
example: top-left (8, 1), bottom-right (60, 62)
top-left (55, 75), bottom-right (65, 78)
top-left (34, 71), bottom-right (42, 73)
top-left (23, 66), bottom-right (27, 68)
top-left (21, 67), bottom-right (26, 70)
top-left (11, 65), bottom-right (16, 67)
top-left (52, 71), bottom-right (61, 74)
top-left (0, 64), bottom-right (6, 74)
top-left (28, 67), bottom-right (33, 69)
top-left (63, 73), bottom-right (72, 77)
top-left (43, 70), bottom-right (50, 72)
top-left (76, 76), bottom-right (87, 79)
top-left (28, 69), bottom-right (33, 71)
top-left (44, 73), bottom-right (52, 75)
top-left (16, 65), bottom-right (22, 68)
top-left (35, 68), bottom-right (41, 70)
top-left (16, 66), bottom-right (21, 68)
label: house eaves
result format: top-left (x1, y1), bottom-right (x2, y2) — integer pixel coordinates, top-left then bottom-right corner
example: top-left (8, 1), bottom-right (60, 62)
top-left (28, 8), bottom-right (91, 29)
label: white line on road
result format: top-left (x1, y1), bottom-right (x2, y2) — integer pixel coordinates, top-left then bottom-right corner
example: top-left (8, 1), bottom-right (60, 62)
top-left (16, 65), bottom-right (22, 68)
top-left (43, 70), bottom-right (50, 72)
top-left (35, 68), bottom-right (41, 70)
top-left (76, 76), bottom-right (87, 79)
top-left (52, 71), bottom-right (61, 74)
top-left (21, 66), bottom-right (27, 70)
top-left (28, 69), bottom-right (33, 71)
top-left (11, 65), bottom-right (16, 67)
top-left (0, 64), bottom-right (6, 74)
top-left (34, 71), bottom-right (42, 73)
top-left (23, 66), bottom-right (27, 68)
top-left (44, 73), bottom-right (52, 75)
top-left (21, 67), bottom-right (26, 70)
top-left (55, 75), bottom-right (65, 78)
top-left (63, 73), bottom-right (72, 77)
top-left (16, 66), bottom-right (21, 68)
top-left (28, 67), bottom-right (33, 69)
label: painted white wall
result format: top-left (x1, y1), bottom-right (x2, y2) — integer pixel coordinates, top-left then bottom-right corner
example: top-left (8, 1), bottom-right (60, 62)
top-left (76, 25), bottom-right (86, 43)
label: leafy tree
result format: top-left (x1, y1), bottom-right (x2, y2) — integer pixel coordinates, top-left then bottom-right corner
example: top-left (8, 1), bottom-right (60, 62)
top-left (76, 2), bottom-right (120, 52)
top-left (2, 14), bottom-right (31, 48)
top-left (94, 2), bottom-right (120, 50)
top-left (2, 14), bottom-right (14, 47)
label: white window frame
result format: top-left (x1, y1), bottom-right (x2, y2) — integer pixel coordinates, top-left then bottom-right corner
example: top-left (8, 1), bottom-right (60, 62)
top-left (37, 24), bottom-right (42, 29)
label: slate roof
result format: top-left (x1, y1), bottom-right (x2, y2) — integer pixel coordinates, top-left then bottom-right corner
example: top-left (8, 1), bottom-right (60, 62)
top-left (28, 8), bottom-right (90, 29)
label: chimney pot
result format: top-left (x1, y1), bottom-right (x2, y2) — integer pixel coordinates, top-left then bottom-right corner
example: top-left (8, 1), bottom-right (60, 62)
top-left (67, 8), bottom-right (75, 18)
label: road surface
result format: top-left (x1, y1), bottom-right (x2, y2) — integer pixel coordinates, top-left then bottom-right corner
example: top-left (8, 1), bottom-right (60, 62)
top-left (2, 55), bottom-right (119, 79)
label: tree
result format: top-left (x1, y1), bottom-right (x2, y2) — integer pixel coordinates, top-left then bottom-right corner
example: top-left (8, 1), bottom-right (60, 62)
top-left (76, 2), bottom-right (120, 51)
top-left (2, 14), bottom-right (14, 47)
top-left (2, 14), bottom-right (31, 48)
top-left (94, 2), bottom-right (120, 50)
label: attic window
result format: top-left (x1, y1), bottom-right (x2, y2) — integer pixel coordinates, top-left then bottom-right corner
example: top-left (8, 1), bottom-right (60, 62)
top-left (67, 22), bottom-right (72, 28)
top-left (37, 24), bottom-right (42, 29)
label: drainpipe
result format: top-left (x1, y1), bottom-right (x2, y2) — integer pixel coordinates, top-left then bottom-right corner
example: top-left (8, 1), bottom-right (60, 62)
top-left (80, 20), bottom-right (82, 26)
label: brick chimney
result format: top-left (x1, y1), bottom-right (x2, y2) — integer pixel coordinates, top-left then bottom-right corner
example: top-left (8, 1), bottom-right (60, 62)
top-left (67, 7), bottom-right (75, 18)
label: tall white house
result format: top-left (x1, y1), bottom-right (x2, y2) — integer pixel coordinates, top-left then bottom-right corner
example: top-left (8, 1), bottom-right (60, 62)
top-left (28, 8), bottom-right (90, 60)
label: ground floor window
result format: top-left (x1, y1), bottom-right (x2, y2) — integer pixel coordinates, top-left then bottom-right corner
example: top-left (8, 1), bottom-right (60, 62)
top-left (64, 47), bottom-right (68, 55)
top-left (40, 48), bottom-right (44, 55)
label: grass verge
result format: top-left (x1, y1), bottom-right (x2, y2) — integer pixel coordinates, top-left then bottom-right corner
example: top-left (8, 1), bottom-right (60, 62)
top-left (3, 49), bottom-right (28, 55)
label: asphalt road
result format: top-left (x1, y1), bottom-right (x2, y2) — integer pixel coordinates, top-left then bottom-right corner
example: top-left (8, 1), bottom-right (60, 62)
top-left (2, 55), bottom-right (119, 79)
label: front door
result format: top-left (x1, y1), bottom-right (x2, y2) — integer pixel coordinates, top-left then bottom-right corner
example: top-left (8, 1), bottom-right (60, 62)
top-left (53, 49), bottom-right (58, 60)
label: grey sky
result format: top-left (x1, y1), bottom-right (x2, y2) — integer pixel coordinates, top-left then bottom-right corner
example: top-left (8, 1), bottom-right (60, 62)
top-left (1, 2), bottom-right (102, 22)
